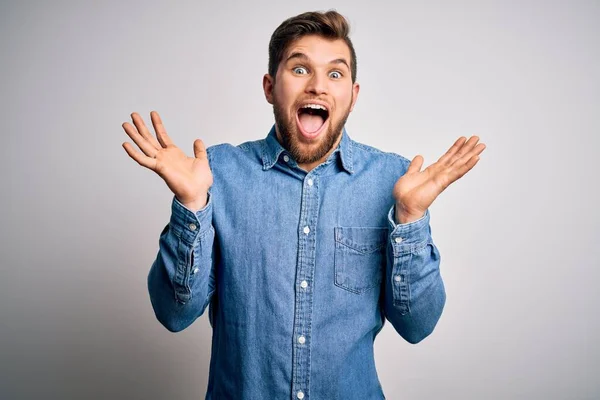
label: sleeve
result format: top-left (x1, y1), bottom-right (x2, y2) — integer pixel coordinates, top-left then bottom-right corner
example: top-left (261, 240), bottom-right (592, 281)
top-left (383, 205), bottom-right (446, 344)
top-left (147, 193), bottom-right (217, 332)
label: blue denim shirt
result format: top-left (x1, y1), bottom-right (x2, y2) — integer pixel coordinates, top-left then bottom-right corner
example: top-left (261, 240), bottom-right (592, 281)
top-left (147, 125), bottom-right (446, 399)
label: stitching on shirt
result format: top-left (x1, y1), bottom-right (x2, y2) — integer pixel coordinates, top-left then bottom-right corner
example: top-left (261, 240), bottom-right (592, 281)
top-left (206, 143), bottom-right (231, 168)
top-left (259, 137), bottom-right (277, 169)
top-left (351, 140), bottom-right (411, 165)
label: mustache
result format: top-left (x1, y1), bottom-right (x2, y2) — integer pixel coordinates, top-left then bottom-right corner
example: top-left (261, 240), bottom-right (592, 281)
top-left (293, 98), bottom-right (331, 110)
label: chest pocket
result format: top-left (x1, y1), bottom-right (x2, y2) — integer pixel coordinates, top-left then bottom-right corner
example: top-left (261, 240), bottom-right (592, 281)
top-left (334, 227), bottom-right (388, 294)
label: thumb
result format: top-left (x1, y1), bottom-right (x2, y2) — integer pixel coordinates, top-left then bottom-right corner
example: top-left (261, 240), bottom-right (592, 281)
top-left (193, 139), bottom-right (207, 159)
top-left (406, 155), bottom-right (424, 174)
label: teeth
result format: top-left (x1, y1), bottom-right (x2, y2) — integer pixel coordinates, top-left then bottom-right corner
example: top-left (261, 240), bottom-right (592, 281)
top-left (302, 104), bottom-right (327, 111)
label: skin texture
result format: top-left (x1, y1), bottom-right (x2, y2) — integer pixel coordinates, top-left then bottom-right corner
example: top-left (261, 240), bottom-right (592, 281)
top-left (122, 111), bottom-right (213, 212)
top-left (263, 34), bottom-right (359, 172)
top-left (393, 136), bottom-right (486, 223)
top-left (122, 35), bottom-right (486, 218)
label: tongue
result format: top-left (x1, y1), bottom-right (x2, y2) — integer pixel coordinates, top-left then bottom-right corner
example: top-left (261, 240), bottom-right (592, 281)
top-left (299, 113), bottom-right (324, 133)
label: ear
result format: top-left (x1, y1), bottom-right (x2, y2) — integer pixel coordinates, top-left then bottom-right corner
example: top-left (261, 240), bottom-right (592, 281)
top-left (263, 74), bottom-right (275, 104)
top-left (349, 82), bottom-right (360, 112)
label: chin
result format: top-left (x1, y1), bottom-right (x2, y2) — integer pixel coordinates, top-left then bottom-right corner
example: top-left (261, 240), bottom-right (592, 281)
top-left (273, 98), bottom-right (348, 165)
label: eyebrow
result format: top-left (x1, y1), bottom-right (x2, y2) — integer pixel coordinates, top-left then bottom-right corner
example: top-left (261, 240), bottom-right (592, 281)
top-left (285, 52), bottom-right (350, 70)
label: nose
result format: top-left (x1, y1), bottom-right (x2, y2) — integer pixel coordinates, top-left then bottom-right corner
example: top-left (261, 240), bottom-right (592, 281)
top-left (305, 72), bottom-right (328, 95)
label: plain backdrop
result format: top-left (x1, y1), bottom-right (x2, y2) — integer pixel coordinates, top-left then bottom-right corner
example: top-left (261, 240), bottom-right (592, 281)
top-left (1, 1), bottom-right (599, 399)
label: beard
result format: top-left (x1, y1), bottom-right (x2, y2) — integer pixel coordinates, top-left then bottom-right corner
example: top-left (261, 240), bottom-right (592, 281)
top-left (272, 94), bottom-right (352, 164)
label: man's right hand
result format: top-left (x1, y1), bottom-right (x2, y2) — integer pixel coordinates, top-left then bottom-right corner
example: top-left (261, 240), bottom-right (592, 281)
top-left (122, 111), bottom-right (213, 212)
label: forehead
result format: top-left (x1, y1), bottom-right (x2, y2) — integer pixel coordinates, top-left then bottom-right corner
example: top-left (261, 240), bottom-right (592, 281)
top-left (283, 34), bottom-right (351, 65)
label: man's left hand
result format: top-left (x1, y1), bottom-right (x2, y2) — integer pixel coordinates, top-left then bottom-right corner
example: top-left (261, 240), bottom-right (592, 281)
top-left (393, 136), bottom-right (486, 224)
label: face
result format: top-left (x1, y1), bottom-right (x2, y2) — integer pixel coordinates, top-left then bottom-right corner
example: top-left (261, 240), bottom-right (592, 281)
top-left (263, 34), bottom-right (360, 170)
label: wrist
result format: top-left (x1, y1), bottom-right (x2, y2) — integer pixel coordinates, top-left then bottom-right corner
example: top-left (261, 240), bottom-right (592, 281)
top-left (180, 194), bottom-right (208, 213)
top-left (395, 206), bottom-right (424, 225)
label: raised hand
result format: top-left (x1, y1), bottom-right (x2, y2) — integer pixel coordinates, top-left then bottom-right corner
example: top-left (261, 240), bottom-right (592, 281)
top-left (122, 111), bottom-right (213, 212)
top-left (393, 136), bottom-right (486, 224)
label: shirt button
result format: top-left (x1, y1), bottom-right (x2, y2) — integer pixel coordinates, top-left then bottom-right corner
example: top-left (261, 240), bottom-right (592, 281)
top-left (307, 178), bottom-right (313, 186)
top-left (189, 223), bottom-right (197, 231)
top-left (300, 280), bottom-right (308, 289)
top-left (297, 391), bottom-right (305, 399)
top-left (283, 155), bottom-right (290, 163)
top-left (303, 226), bottom-right (310, 235)
top-left (298, 335), bottom-right (306, 344)
top-left (394, 237), bottom-right (403, 243)
top-left (394, 275), bottom-right (402, 283)
top-left (192, 267), bottom-right (199, 275)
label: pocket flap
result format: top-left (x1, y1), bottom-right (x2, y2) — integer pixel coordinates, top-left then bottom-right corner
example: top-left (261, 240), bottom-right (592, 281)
top-left (334, 227), bottom-right (388, 254)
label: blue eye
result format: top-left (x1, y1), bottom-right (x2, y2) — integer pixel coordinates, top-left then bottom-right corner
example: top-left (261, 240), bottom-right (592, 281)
top-left (329, 71), bottom-right (342, 79)
top-left (293, 67), bottom-right (308, 75)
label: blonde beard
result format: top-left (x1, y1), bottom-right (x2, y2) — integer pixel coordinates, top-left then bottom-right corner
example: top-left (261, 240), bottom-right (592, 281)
top-left (272, 95), bottom-right (352, 164)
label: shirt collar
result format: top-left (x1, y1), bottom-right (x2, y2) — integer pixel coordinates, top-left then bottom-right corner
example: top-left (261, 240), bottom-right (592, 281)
top-left (261, 124), bottom-right (354, 174)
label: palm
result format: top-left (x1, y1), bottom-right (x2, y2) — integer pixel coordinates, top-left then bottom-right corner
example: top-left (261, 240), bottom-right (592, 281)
top-left (393, 167), bottom-right (442, 216)
top-left (122, 111), bottom-right (213, 207)
top-left (153, 145), bottom-right (213, 205)
top-left (393, 136), bottom-right (486, 219)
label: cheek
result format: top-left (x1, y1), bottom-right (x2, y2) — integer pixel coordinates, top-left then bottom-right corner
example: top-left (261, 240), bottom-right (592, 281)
top-left (275, 87), bottom-right (295, 109)
top-left (333, 94), bottom-right (353, 114)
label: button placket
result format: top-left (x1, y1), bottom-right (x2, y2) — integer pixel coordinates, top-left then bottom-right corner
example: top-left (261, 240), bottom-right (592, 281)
top-left (291, 172), bottom-right (318, 400)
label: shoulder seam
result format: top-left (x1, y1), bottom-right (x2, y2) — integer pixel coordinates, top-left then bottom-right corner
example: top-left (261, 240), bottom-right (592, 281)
top-left (206, 143), bottom-right (234, 165)
top-left (350, 140), bottom-right (411, 166)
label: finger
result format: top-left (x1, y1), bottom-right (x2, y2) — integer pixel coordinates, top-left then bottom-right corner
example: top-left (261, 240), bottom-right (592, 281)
top-left (193, 139), bottom-right (208, 159)
top-left (438, 136), bottom-right (467, 164)
top-left (122, 142), bottom-right (157, 170)
top-left (406, 155), bottom-right (424, 174)
top-left (448, 136), bottom-right (480, 165)
top-left (131, 112), bottom-right (162, 150)
top-left (150, 111), bottom-right (175, 148)
top-left (122, 121), bottom-right (159, 158)
top-left (446, 154), bottom-right (481, 184)
top-left (452, 142), bottom-right (486, 168)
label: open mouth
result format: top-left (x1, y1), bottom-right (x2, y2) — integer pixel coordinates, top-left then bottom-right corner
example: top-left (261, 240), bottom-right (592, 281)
top-left (296, 103), bottom-right (330, 139)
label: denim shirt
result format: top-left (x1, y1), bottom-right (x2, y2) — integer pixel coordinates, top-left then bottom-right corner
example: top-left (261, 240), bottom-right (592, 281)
top-left (147, 125), bottom-right (446, 400)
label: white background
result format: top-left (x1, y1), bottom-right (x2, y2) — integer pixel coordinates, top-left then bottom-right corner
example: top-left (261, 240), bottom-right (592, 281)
top-left (1, 0), bottom-right (598, 399)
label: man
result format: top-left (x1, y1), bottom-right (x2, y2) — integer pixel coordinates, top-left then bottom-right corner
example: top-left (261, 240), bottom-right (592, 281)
top-left (122, 10), bottom-right (485, 400)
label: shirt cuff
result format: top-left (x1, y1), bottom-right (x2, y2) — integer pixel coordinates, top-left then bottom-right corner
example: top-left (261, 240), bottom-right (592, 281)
top-left (170, 193), bottom-right (213, 244)
top-left (387, 205), bottom-right (431, 253)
